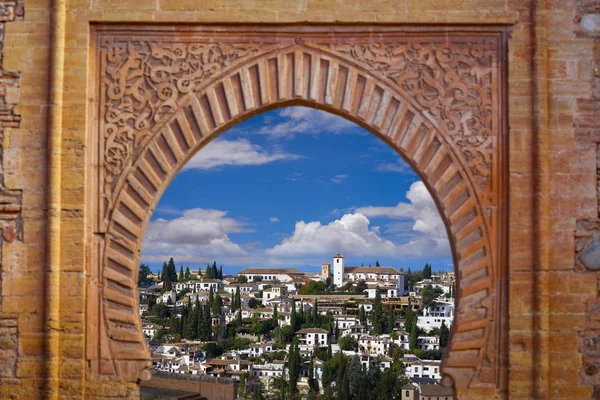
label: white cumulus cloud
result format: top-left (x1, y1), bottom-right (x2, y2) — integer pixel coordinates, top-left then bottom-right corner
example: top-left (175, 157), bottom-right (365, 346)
top-left (141, 208), bottom-right (249, 262)
top-left (256, 106), bottom-right (359, 138)
top-left (355, 181), bottom-right (449, 256)
top-left (266, 213), bottom-right (396, 258)
top-left (183, 138), bottom-right (303, 170)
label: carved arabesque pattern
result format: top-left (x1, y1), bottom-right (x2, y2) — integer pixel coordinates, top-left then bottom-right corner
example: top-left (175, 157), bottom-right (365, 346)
top-left (317, 40), bottom-right (496, 210)
top-left (100, 38), bottom-right (266, 219)
top-left (91, 27), bottom-right (507, 394)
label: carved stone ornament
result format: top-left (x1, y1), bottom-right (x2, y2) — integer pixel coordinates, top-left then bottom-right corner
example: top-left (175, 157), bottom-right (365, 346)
top-left (90, 26), bottom-right (508, 392)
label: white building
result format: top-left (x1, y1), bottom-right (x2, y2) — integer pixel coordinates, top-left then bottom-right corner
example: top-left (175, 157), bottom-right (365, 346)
top-left (157, 290), bottom-right (176, 304)
top-left (262, 286), bottom-right (288, 303)
top-left (142, 323), bottom-right (159, 338)
top-left (333, 254), bottom-right (345, 287)
top-left (238, 268), bottom-right (305, 283)
top-left (403, 354), bottom-right (442, 381)
top-left (414, 279), bottom-right (449, 294)
top-left (194, 280), bottom-right (221, 292)
top-left (358, 335), bottom-right (392, 356)
top-left (417, 301), bottom-right (454, 330)
top-left (296, 328), bottom-right (329, 351)
top-left (392, 331), bottom-right (411, 350)
top-left (333, 315), bottom-right (360, 329)
top-left (252, 360), bottom-right (285, 380)
top-left (418, 336), bottom-right (440, 351)
top-left (223, 283), bottom-right (257, 295)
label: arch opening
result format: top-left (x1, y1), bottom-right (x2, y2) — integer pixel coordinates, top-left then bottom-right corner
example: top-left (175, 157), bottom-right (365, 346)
top-left (88, 25), bottom-right (508, 395)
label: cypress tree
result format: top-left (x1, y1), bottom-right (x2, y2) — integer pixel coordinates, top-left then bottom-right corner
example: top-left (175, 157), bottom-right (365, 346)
top-left (212, 261), bottom-right (218, 280)
top-left (234, 286), bottom-right (241, 310)
top-left (372, 289), bottom-right (383, 334)
top-left (341, 369), bottom-right (350, 400)
top-left (161, 262), bottom-right (168, 282)
top-left (287, 338), bottom-right (301, 396)
top-left (273, 303), bottom-right (278, 321)
top-left (410, 321), bottom-right (419, 350)
top-left (312, 301), bottom-right (319, 327)
top-left (184, 266), bottom-right (191, 280)
top-left (179, 266), bottom-right (184, 282)
top-left (218, 265), bottom-right (223, 280)
top-left (291, 301), bottom-right (297, 332)
top-left (375, 260), bottom-right (380, 267)
top-left (212, 293), bottom-right (222, 316)
top-left (307, 357), bottom-right (317, 393)
top-left (205, 263), bottom-right (212, 279)
top-left (186, 298), bottom-right (199, 339)
top-left (387, 309), bottom-right (395, 334)
top-left (359, 305), bottom-right (367, 326)
top-left (168, 257), bottom-right (177, 282)
top-left (440, 320), bottom-right (450, 348)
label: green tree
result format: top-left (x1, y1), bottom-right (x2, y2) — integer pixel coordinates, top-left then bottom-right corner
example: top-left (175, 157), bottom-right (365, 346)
top-left (186, 299), bottom-right (199, 339)
top-left (387, 309), bottom-right (395, 334)
top-left (167, 257), bottom-right (178, 282)
top-left (184, 266), bottom-right (191, 280)
top-left (212, 261), bottom-right (218, 280)
top-left (205, 263), bottom-right (213, 279)
top-left (371, 289), bottom-right (384, 334)
top-left (202, 342), bottom-right (223, 358)
top-left (355, 280), bottom-right (367, 294)
top-left (252, 384), bottom-right (264, 400)
top-left (420, 284), bottom-right (444, 310)
top-left (218, 265), bottom-right (223, 280)
top-left (359, 305), bottom-right (367, 326)
top-left (375, 260), bottom-right (380, 267)
top-left (290, 301), bottom-right (297, 332)
top-left (439, 320), bottom-right (450, 348)
top-left (308, 357), bottom-right (318, 394)
top-left (178, 266), bottom-right (184, 282)
top-left (138, 264), bottom-right (153, 287)
top-left (338, 335), bottom-right (358, 351)
top-left (237, 275), bottom-right (248, 284)
top-left (312, 301), bottom-right (319, 327)
top-left (161, 262), bottom-right (167, 281)
top-left (287, 338), bottom-right (301, 397)
top-left (273, 303), bottom-right (278, 322)
top-left (348, 354), bottom-right (362, 396)
top-left (423, 263), bottom-right (432, 279)
top-left (410, 321), bottom-right (419, 350)
top-left (212, 293), bottom-right (222, 316)
top-left (234, 286), bottom-right (241, 310)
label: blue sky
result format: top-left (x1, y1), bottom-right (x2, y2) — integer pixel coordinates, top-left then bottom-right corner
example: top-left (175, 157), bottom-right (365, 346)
top-left (141, 106), bottom-right (453, 275)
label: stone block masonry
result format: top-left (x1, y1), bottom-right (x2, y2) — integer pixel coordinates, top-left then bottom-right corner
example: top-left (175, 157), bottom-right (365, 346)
top-left (0, 0), bottom-right (597, 399)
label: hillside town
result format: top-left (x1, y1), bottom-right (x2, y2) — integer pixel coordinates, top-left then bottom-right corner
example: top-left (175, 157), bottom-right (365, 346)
top-left (138, 255), bottom-right (456, 400)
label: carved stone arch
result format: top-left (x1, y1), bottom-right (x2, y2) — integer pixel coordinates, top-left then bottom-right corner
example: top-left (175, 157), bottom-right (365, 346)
top-left (89, 26), bottom-right (508, 394)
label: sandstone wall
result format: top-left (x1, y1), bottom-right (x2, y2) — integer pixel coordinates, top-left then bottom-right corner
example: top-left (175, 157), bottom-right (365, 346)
top-left (0, 0), bottom-right (596, 399)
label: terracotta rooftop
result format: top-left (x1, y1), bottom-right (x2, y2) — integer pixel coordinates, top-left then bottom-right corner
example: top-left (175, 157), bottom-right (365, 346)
top-left (238, 268), bottom-right (304, 275)
top-left (296, 328), bottom-right (328, 334)
top-left (345, 266), bottom-right (401, 275)
top-left (419, 384), bottom-right (453, 396)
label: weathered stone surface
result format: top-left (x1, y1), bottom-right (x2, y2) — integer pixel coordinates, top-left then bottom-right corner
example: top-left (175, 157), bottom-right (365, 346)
top-left (0, 0), bottom-right (597, 398)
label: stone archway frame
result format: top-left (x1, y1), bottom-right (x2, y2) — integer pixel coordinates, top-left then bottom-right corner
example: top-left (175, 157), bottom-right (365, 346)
top-left (87, 25), bottom-right (509, 392)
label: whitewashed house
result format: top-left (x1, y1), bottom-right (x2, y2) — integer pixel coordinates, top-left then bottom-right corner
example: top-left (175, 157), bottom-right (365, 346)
top-left (417, 301), bottom-right (454, 330)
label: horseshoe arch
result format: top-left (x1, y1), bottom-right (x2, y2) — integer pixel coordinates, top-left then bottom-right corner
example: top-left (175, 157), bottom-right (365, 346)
top-left (88, 25), bottom-right (509, 395)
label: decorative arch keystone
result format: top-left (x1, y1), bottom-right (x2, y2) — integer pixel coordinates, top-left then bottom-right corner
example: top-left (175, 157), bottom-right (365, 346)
top-left (88, 25), bottom-right (508, 393)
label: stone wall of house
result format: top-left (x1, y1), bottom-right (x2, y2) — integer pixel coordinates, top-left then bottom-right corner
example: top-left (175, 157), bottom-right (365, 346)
top-left (0, 0), bottom-right (597, 398)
